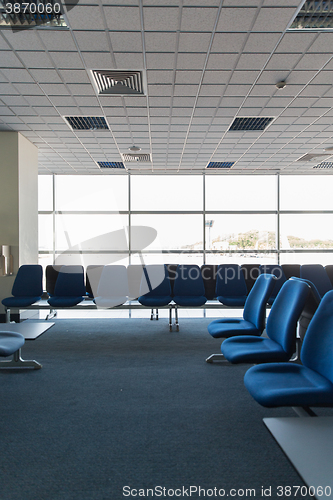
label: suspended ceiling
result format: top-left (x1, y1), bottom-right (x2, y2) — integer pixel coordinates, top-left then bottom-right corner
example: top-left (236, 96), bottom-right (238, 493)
top-left (1, 0), bottom-right (333, 174)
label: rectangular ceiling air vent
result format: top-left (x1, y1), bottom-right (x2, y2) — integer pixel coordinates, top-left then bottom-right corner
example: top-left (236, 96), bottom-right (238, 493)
top-left (122, 153), bottom-right (151, 162)
top-left (229, 117), bottom-right (274, 132)
top-left (65, 116), bottom-right (109, 131)
top-left (206, 162), bottom-right (235, 169)
top-left (289, 0), bottom-right (333, 30)
top-left (313, 162), bottom-right (333, 169)
top-left (97, 162), bottom-right (125, 169)
top-left (91, 70), bottom-right (144, 95)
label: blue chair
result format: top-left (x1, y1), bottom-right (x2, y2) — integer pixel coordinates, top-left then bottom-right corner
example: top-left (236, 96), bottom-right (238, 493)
top-left (138, 265), bottom-right (173, 326)
top-left (2, 265), bottom-right (43, 321)
top-left (94, 265), bottom-right (129, 308)
top-left (173, 264), bottom-right (207, 331)
top-left (47, 265), bottom-right (86, 307)
top-left (0, 331), bottom-right (26, 368)
top-left (244, 290), bottom-right (333, 412)
top-left (290, 277), bottom-right (321, 341)
top-left (300, 264), bottom-right (332, 298)
top-left (207, 273), bottom-right (276, 340)
top-left (259, 264), bottom-right (287, 305)
top-left (221, 278), bottom-right (310, 364)
top-left (215, 264), bottom-right (248, 306)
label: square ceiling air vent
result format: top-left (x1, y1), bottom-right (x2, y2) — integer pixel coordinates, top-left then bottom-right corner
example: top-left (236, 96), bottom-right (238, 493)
top-left (122, 153), bottom-right (151, 162)
top-left (206, 162), bottom-right (235, 169)
top-left (65, 116), bottom-right (109, 131)
top-left (289, 0), bottom-right (333, 30)
top-left (97, 162), bottom-right (125, 169)
top-left (91, 70), bottom-right (144, 95)
top-left (313, 162), bottom-right (333, 169)
top-left (229, 117), bottom-right (274, 132)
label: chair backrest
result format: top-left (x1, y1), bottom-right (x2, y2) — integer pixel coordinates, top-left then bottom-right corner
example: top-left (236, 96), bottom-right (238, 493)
top-left (127, 264), bottom-right (144, 300)
top-left (259, 264), bottom-right (287, 304)
top-left (300, 264), bottom-right (332, 298)
top-left (166, 264), bottom-right (178, 296)
top-left (215, 264), bottom-right (247, 298)
top-left (301, 290), bottom-right (333, 384)
top-left (281, 264), bottom-right (301, 280)
top-left (266, 278), bottom-right (310, 355)
top-left (325, 265), bottom-right (333, 287)
top-left (96, 265), bottom-right (128, 297)
top-left (243, 274), bottom-right (276, 331)
top-left (240, 264), bottom-right (260, 294)
top-left (46, 265), bottom-right (62, 296)
top-left (53, 265), bottom-right (86, 297)
top-left (86, 265), bottom-right (104, 298)
top-left (200, 265), bottom-right (218, 300)
top-left (287, 277), bottom-right (321, 341)
top-left (173, 264), bottom-right (205, 297)
top-left (12, 265), bottom-right (43, 297)
top-left (139, 264), bottom-right (171, 297)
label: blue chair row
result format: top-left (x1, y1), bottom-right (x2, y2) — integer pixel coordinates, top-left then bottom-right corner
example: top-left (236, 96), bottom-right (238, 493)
top-left (244, 290), bottom-right (333, 413)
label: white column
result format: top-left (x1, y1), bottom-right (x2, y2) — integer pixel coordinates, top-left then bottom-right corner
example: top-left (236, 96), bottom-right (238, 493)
top-left (0, 132), bottom-right (38, 318)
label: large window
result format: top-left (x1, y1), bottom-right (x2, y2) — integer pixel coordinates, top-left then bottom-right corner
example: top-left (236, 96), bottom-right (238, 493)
top-left (38, 174), bottom-right (333, 270)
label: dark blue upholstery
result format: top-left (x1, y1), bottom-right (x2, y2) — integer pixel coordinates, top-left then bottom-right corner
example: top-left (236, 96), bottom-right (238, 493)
top-left (173, 264), bottom-right (207, 307)
top-left (300, 264), bottom-right (332, 298)
top-left (215, 264), bottom-right (248, 306)
top-left (0, 331), bottom-right (25, 357)
top-left (259, 265), bottom-right (287, 305)
top-left (244, 290), bottom-right (333, 408)
top-left (138, 265), bottom-right (172, 307)
top-left (207, 274), bottom-right (276, 339)
top-left (2, 264), bottom-right (43, 308)
top-left (47, 265), bottom-right (85, 307)
top-left (221, 278), bottom-right (310, 363)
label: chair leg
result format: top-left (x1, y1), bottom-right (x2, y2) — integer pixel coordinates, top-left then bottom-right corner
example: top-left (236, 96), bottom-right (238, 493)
top-left (46, 309), bottom-right (57, 321)
top-left (150, 309), bottom-right (154, 320)
top-left (205, 353), bottom-right (227, 363)
top-left (292, 406), bottom-right (317, 417)
top-left (5, 308), bottom-right (10, 323)
top-left (175, 306), bottom-right (179, 331)
top-left (169, 306), bottom-right (172, 331)
top-left (0, 348), bottom-right (42, 370)
top-left (156, 308), bottom-right (159, 320)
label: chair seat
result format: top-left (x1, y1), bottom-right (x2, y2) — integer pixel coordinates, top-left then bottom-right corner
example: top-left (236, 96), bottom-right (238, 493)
top-left (2, 296), bottom-right (42, 307)
top-left (94, 296), bottom-right (128, 308)
top-left (0, 331), bottom-right (25, 357)
top-left (207, 318), bottom-right (260, 338)
top-left (244, 362), bottom-right (333, 407)
top-left (221, 336), bottom-right (291, 364)
top-left (173, 295), bottom-right (207, 307)
top-left (217, 295), bottom-right (247, 306)
top-left (138, 295), bottom-right (172, 307)
top-left (48, 296), bottom-right (84, 307)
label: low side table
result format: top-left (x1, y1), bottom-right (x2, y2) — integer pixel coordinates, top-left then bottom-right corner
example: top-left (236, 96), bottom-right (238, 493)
top-left (0, 321), bottom-right (54, 369)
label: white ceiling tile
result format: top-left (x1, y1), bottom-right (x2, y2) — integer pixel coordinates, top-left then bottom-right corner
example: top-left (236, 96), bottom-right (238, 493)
top-left (177, 53), bottom-right (207, 70)
top-left (59, 70), bottom-right (91, 85)
top-left (206, 53), bottom-right (239, 70)
top-left (15, 51), bottom-right (53, 69)
top-left (38, 31), bottom-right (77, 51)
top-left (236, 53), bottom-right (270, 70)
top-left (39, 84), bottom-right (70, 95)
top-left (143, 7), bottom-right (180, 30)
top-left (294, 53), bottom-right (332, 71)
top-left (178, 32), bottom-right (212, 52)
top-left (49, 52), bottom-right (84, 70)
top-left (202, 70), bottom-right (230, 85)
top-left (66, 6), bottom-right (105, 30)
top-left (147, 70), bottom-right (174, 84)
top-left (174, 84), bottom-right (198, 96)
top-left (0, 68), bottom-right (35, 83)
top-left (114, 52), bottom-right (144, 68)
top-left (252, 7), bottom-right (297, 31)
top-left (146, 53), bottom-right (175, 70)
top-left (81, 52), bottom-right (114, 69)
top-left (181, 7), bottom-right (218, 31)
top-left (0, 51), bottom-right (23, 68)
top-left (29, 69), bottom-right (62, 84)
top-left (216, 7), bottom-right (257, 32)
top-left (74, 31), bottom-right (110, 52)
top-left (265, 53), bottom-right (302, 71)
top-left (243, 32), bottom-right (281, 53)
top-left (211, 32), bottom-right (248, 53)
top-left (104, 6), bottom-right (141, 31)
